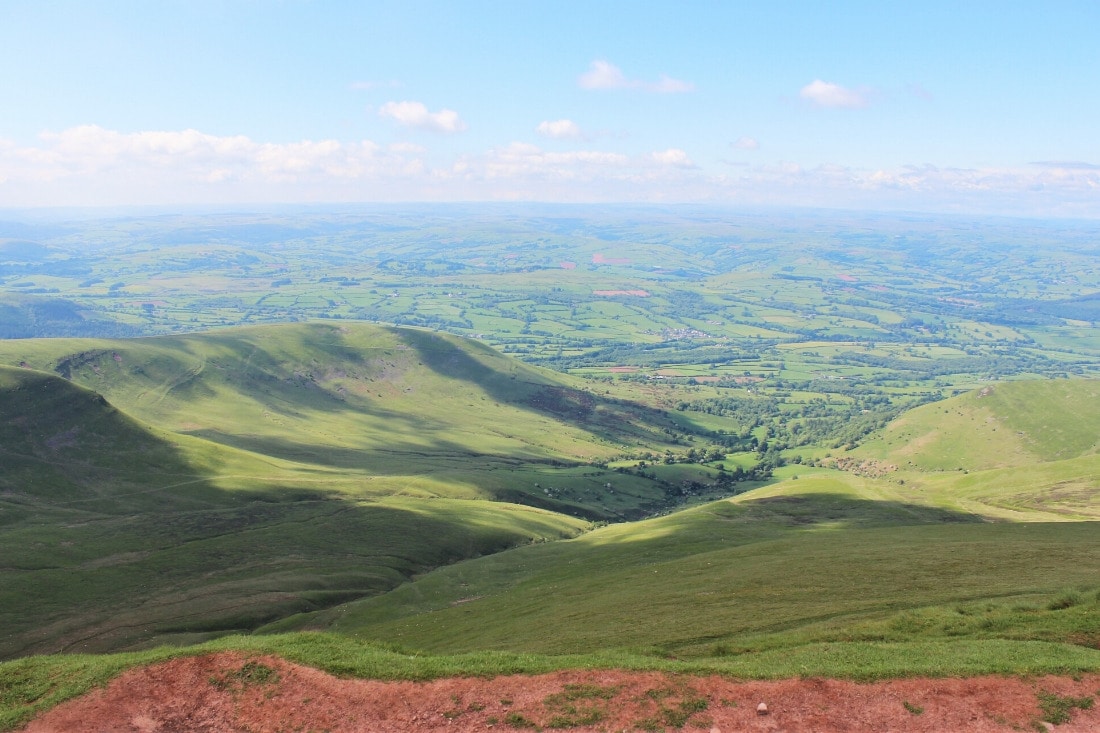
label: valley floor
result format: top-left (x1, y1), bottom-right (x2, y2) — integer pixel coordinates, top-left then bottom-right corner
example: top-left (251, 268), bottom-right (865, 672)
top-left (17, 651), bottom-right (1100, 733)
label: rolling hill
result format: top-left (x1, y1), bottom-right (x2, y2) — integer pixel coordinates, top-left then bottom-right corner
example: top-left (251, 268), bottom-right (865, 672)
top-left (260, 381), bottom-right (1100, 668)
top-left (2, 333), bottom-right (1099, 730)
top-left (0, 322), bottom-right (719, 658)
top-left (855, 380), bottom-right (1100, 470)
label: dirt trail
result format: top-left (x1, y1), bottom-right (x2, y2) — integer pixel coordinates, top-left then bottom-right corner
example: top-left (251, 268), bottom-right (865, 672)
top-left (18, 652), bottom-right (1100, 732)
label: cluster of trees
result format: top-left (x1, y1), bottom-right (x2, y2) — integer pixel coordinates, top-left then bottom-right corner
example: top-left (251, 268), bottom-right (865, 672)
top-left (677, 392), bottom-right (915, 451)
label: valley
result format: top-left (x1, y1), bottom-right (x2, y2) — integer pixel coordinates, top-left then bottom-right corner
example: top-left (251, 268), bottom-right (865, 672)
top-left (1, 206), bottom-right (1098, 731)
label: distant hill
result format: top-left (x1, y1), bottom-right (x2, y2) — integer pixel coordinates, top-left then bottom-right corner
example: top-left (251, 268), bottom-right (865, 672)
top-left (0, 294), bottom-right (138, 339)
top-left (4, 323), bottom-right (676, 463)
top-left (0, 239), bottom-right (51, 262)
top-left (854, 379), bottom-right (1100, 470)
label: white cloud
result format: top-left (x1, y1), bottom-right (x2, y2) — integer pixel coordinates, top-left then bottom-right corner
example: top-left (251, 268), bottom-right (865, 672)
top-left (1031, 160), bottom-right (1100, 171)
top-left (731, 136), bottom-right (759, 150)
top-left (379, 101), bottom-right (467, 133)
top-left (536, 119), bottom-right (582, 139)
top-left (799, 79), bottom-right (870, 109)
top-left (2, 125), bottom-right (1099, 217)
top-left (578, 60), bottom-right (694, 93)
top-left (651, 75), bottom-right (695, 94)
top-left (0, 125), bottom-right (433, 204)
top-left (388, 142), bottom-right (427, 154)
top-left (713, 161), bottom-right (1100, 217)
top-left (578, 60), bottom-right (628, 90)
top-left (650, 148), bottom-right (695, 168)
top-left (483, 142), bottom-right (630, 180)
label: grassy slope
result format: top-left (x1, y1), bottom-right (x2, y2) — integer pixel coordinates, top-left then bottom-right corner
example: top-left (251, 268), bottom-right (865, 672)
top-left (277, 382), bottom-right (1100, 666)
top-left (0, 364), bottom-right (587, 658)
top-left (318, 474), bottom-right (1099, 656)
top-left (852, 379), bottom-right (1100, 521)
top-left (856, 379), bottom-right (1100, 470)
top-left (0, 323), bottom-right (688, 518)
top-left (5, 322), bottom-right (720, 657)
top-left (3, 377), bottom-right (1100, 729)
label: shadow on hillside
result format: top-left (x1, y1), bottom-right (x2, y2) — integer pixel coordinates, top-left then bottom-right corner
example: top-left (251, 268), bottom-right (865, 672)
top-left (4, 366), bottom-right (591, 658)
top-left (390, 326), bottom-right (681, 445)
top-left (713, 492), bottom-right (984, 530)
top-left (0, 366), bottom-right (232, 513)
top-left (0, 491), bottom-right (577, 659)
top-left (182, 427), bottom-right (552, 471)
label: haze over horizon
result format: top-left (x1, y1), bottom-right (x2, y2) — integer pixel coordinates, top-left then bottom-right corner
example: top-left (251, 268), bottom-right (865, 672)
top-left (1, 1), bottom-right (1098, 218)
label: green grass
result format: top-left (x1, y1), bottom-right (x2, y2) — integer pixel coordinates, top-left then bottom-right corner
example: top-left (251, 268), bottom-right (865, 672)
top-left (856, 380), bottom-right (1100, 470)
top-left (1037, 689), bottom-right (1095, 725)
top-left (328, 518), bottom-right (1100, 658)
top-left (4, 324), bottom-right (725, 656)
top-left (4, 313), bottom-right (1100, 729)
top-left (297, 471), bottom-right (1100, 659)
top-left (0, 323), bottom-right (694, 491)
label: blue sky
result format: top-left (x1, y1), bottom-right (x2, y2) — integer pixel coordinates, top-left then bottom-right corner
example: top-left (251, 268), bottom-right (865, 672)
top-left (1, 1), bottom-right (1098, 216)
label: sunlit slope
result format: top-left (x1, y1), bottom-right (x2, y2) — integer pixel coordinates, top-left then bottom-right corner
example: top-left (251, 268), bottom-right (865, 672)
top-left (317, 378), bottom-right (1100, 659)
top-left (0, 323), bottom-right (688, 517)
top-left (848, 380), bottom-right (1100, 520)
top-left (320, 473), bottom-right (1099, 657)
top-left (0, 323), bottom-right (673, 460)
top-left (0, 361), bottom-right (587, 658)
top-left (856, 380), bottom-right (1100, 470)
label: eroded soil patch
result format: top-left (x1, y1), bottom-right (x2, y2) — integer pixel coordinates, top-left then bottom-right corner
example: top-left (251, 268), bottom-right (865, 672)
top-left (19, 652), bottom-right (1100, 732)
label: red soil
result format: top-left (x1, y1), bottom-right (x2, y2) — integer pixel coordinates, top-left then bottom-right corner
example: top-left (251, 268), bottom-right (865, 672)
top-left (18, 652), bottom-right (1100, 733)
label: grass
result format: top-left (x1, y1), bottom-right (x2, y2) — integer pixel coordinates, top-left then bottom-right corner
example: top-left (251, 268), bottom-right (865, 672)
top-left (0, 323), bottom-right (696, 506)
top-left (902, 700), bottom-right (924, 715)
top-left (3, 317), bottom-right (1100, 728)
top-left (6, 325), bottom-right (711, 655)
top-left (1037, 689), bottom-right (1094, 725)
top-left (302, 471), bottom-right (1100, 659)
top-left (327, 511), bottom-right (1100, 657)
top-left (856, 380), bottom-right (1100, 471)
top-left (0, 491), bottom-right (585, 658)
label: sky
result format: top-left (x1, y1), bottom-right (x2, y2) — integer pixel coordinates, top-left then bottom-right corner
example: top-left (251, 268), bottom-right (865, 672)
top-left (1, 1), bottom-right (1098, 217)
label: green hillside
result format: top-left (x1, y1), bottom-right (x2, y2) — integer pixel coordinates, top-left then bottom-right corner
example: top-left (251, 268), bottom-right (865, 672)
top-left (0, 323), bottom-right (700, 519)
top-left (3, 323), bottom-right (729, 658)
top-left (3, 352), bottom-right (1100, 729)
top-left (841, 380), bottom-right (1100, 521)
top-left (856, 380), bottom-right (1100, 471)
top-left (0, 365), bottom-right (219, 512)
top-left (264, 381), bottom-right (1100, 669)
top-left (0, 366), bottom-right (587, 658)
top-left (309, 473), bottom-right (1099, 660)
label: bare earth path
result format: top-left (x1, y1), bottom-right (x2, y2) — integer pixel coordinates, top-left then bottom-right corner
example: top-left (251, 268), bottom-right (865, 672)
top-left (19, 652), bottom-right (1100, 732)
